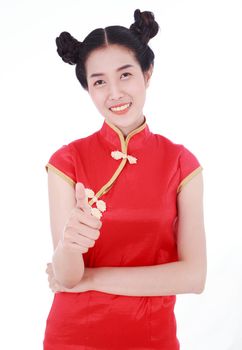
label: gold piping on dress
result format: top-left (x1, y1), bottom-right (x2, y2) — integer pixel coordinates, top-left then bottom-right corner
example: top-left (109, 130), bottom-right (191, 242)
top-left (177, 165), bottom-right (203, 193)
top-left (45, 118), bottom-right (147, 208)
top-left (45, 163), bottom-right (75, 186)
top-left (88, 118), bottom-right (147, 205)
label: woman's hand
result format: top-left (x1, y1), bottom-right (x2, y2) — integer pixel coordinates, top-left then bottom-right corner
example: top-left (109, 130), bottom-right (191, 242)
top-left (46, 263), bottom-right (66, 293)
top-left (61, 182), bottom-right (102, 254)
top-left (45, 262), bottom-right (93, 293)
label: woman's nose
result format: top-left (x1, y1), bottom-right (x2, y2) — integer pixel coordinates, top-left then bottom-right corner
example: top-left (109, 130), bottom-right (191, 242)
top-left (108, 82), bottom-right (124, 100)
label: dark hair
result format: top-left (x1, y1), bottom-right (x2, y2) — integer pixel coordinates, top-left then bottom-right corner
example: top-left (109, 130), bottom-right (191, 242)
top-left (55, 9), bottom-right (159, 90)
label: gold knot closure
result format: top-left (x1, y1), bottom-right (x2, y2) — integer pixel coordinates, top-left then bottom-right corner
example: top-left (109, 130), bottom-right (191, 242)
top-left (111, 150), bottom-right (137, 164)
top-left (85, 188), bottom-right (106, 219)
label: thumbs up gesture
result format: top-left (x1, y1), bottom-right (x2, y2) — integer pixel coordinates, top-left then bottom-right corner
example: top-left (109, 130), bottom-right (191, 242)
top-left (61, 182), bottom-right (102, 253)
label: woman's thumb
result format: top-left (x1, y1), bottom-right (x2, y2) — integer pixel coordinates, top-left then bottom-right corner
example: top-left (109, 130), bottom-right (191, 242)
top-left (75, 182), bottom-right (91, 213)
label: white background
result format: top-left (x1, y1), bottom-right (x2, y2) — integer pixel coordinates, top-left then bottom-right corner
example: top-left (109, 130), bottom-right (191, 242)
top-left (0, 0), bottom-right (241, 349)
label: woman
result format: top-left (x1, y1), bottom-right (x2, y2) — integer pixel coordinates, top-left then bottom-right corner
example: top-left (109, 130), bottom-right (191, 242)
top-left (43, 9), bottom-right (207, 350)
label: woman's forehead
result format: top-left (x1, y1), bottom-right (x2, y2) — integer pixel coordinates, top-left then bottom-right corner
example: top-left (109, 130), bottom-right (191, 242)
top-left (86, 45), bottom-right (139, 75)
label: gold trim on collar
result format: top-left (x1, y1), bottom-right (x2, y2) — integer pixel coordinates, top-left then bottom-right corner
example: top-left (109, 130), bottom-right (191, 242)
top-left (105, 117), bottom-right (147, 153)
top-left (88, 118), bottom-right (147, 205)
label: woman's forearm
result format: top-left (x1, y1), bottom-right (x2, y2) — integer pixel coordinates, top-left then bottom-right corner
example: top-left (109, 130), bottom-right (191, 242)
top-left (52, 241), bottom-right (85, 288)
top-left (86, 261), bottom-right (206, 297)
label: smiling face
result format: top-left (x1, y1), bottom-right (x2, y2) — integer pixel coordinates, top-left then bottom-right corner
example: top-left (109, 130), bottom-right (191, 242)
top-left (85, 44), bottom-right (153, 136)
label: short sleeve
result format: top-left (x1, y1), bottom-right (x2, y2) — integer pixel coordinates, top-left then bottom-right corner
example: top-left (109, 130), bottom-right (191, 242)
top-left (177, 145), bottom-right (203, 193)
top-left (45, 144), bottom-right (76, 186)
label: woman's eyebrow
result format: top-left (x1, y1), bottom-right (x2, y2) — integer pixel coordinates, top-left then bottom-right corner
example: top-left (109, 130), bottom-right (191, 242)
top-left (89, 64), bottom-right (134, 78)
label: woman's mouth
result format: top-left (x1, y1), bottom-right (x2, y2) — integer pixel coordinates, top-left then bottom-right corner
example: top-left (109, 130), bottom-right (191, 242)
top-left (109, 102), bottom-right (132, 115)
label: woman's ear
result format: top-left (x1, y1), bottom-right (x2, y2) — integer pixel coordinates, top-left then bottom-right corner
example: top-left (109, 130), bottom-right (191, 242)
top-left (144, 64), bottom-right (153, 88)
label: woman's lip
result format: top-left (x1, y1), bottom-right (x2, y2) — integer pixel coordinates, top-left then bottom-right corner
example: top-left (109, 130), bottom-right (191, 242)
top-left (108, 102), bottom-right (132, 115)
top-left (109, 102), bottom-right (131, 109)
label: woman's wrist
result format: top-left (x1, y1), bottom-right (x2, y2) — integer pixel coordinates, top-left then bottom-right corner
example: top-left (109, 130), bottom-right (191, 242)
top-left (84, 267), bottom-right (97, 291)
top-left (52, 240), bottom-right (85, 288)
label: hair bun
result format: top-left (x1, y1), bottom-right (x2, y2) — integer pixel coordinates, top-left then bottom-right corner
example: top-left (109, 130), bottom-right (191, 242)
top-left (55, 31), bottom-right (83, 65)
top-left (129, 9), bottom-right (159, 45)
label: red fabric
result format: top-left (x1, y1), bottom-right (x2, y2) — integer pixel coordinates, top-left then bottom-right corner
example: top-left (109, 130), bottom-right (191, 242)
top-left (47, 144), bottom-right (76, 183)
top-left (43, 118), bottom-right (202, 349)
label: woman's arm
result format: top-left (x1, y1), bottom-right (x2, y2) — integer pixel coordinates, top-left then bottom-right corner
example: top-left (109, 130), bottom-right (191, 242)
top-left (47, 170), bottom-right (85, 288)
top-left (84, 172), bottom-right (207, 297)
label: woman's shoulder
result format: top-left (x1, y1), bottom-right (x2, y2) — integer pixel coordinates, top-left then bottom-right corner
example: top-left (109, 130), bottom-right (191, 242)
top-left (45, 130), bottom-right (99, 184)
top-left (151, 130), bottom-right (201, 168)
top-left (151, 130), bottom-right (203, 192)
top-left (67, 129), bottom-right (99, 150)
top-left (152, 131), bottom-right (185, 154)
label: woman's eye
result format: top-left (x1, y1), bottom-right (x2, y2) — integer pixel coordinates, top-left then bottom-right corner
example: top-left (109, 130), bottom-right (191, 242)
top-left (93, 73), bottom-right (131, 87)
top-left (94, 80), bottom-right (105, 87)
top-left (121, 72), bottom-right (131, 79)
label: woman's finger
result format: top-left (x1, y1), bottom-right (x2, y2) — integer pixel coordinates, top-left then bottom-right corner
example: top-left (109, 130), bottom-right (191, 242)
top-left (75, 182), bottom-right (91, 214)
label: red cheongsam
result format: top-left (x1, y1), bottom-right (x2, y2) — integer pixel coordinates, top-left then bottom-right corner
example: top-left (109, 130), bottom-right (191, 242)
top-left (43, 116), bottom-right (203, 350)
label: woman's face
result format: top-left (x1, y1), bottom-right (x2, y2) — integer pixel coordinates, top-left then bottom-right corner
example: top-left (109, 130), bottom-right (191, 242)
top-left (85, 44), bottom-right (153, 136)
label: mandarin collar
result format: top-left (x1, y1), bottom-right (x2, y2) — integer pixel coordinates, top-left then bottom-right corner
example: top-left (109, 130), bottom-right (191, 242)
top-left (98, 116), bottom-right (151, 151)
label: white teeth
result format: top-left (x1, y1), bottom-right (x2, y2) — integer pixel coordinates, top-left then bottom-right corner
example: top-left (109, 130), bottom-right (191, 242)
top-left (110, 103), bottom-right (131, 112)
